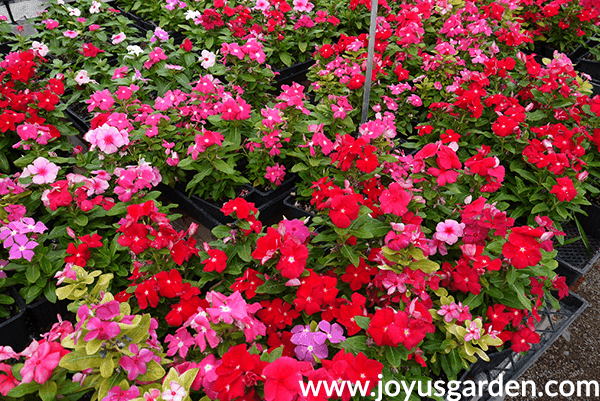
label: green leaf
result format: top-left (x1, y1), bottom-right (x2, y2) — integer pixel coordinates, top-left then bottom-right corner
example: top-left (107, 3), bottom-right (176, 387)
top-left (26, 265), bottom-right (41, 284)
top-left (86, 338), bottom-right (103, 355)
top-left (256, 280), bottom-right (287, 295)
top-left (340, 244), bottom-right (360, 267)
top-left (74, 214), bottom-right (88, 226)
top-left (514, 169), bottom-right (537, 183)
top-left (341, 335), bottom-right (368, 353)
top-left (8, 382), bottom-right (40, 397)
top-left (510, 283), bottom-right (532, 310)
top-left (299, 41), bottom-right (308, 53)
top-left (260, 346), bottom-right (283, 362)
top-left (279, 52), bottom-right (292, 67)
top-left (385, 346), bottom-right (408, 368)
top-left (39, 380), bottom-right (57, 401)
top-left (463, 292), bottom-right (484, 309)
top-left (354, 316), bottom-right (371, 330)
top-left (531, 203), bottom-right (549, 215)
top-left (213, 159), bottom-right (234, 174)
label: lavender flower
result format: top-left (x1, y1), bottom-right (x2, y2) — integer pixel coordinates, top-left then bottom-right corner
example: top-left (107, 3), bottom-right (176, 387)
top-left (318, 321), bottom-right (346, 343)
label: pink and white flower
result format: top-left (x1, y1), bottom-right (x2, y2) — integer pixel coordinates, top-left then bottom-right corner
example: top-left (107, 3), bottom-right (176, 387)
top-left (111, 32), bottom-right (126, 45)
top-left (434, 219), bottom-right (465, 245)
top-left (23, 157), bottom-right (60, 185)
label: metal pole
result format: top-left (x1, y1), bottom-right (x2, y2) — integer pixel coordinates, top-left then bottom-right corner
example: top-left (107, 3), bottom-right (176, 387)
top-left (360, 0), bottom-right (378, 126)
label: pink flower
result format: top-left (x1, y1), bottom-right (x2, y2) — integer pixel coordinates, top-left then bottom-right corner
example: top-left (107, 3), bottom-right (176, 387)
top-left (199, 50), bottom-right (216, 68)
top-left (112, 66), bottom-right (128, 80)
top-left (0, 363), bottom-right (19, 395)
top-left (111, 32), bottom-right (126, 45)
top-left (104, 385), bottom-right (140, 401)
top-left (407, 94), bottom-right (422, 106)
top-left (86, 89), bottom-right (114, 112)
top-left (42, 19), bottom-right (59, 30)
top-left (144, 47), bottom-right (168, 69)
top-left (119, 344), bottom-right (155, 381)
top-left (83, 317), bottom-right (121, 341)
top-left (9, 235), bottom-right (38, 261)
top-left (84, 124), bottom-right (129, 154)
top-left (434, 219), bottom-right (465, 245)
top-left (293, 0), bottom-right (314, 12)
top-left (265, 164), bottom-right (286, 186)
top-left (63, 30), bottom-right (78, 38)
top-left (464, 320), bottom-right (482, 342)
top-left (20, 342), bottom-right (67, 384)
top-left (23, 157), bottom-right (60, 184)
top-left (89, 24), bottom-right (100, 31)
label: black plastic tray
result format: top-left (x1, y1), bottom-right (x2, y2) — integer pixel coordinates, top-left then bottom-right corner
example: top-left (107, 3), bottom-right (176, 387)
top-left (452, 292), bottom-right (588, 401)
top-left (554, 204), bottom-right (600, 286)
top-left (0, 287), bottom-right (29, 352)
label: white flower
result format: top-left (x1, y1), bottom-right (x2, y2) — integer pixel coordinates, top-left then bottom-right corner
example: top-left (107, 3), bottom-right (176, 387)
top-left (126, 45), bottom-right (144, 57)
top-left (67, 7), bottom-right (81, 16)
top-left (89, 1), bottom-right (101, 13)
top-left (56, 0), bottom-right (64, 4)
top-left (184, 10), bottom-right (201, 20)
top-left (31, 41), bottom-right (49, 57)
top-left (199, 50), bottom-right (216, 69)
top-left (74, 70), bottom-right (91, 85)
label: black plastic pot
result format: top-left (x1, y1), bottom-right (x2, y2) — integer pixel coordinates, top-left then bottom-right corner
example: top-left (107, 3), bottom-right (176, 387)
top-left (554, 204), bottom-right (600, 286)
top-left (113, 6), bottom-right (158, 33)
top-left (273, 59), bottom-right (315, 87)
top-left (25, 297), bottom-right (71, 339)
top-left (244, 173), bottom-right (298, 207)
top-left (0, 288), bottom-right (29, 352)
top-left (65, 105), bottom-right (91, 135)
top-left (283, 194), bottom-right (315, 220)
top-left (575, 54), bottom-right (600, 81)
top-left (451, 292), bottom-right (588, 401)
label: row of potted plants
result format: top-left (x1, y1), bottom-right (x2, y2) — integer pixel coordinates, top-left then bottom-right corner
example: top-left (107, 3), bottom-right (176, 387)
top-left (0, 0), bottom-right (600, 400)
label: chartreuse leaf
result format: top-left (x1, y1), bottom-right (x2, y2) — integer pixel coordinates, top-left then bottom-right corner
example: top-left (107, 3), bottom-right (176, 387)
top-left (136, 360), bottom-right (165, 382)
top-left (100, 352), bottom-right (116, 378)
top-left (120, 314), bottom-right (151, 343)
top-left (59, 350), bottom-right (104, 371)
top-left (86, 338), bottom-right (103, 355)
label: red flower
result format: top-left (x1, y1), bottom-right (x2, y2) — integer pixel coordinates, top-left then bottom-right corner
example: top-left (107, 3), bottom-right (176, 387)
top-left (252, 227), bottom-right (282, 264)
top-left (65, 243), bottom-right (90, 267)
top-left (550, 177), bottom-right (577, 202)
top-left (341, 258), bottom-right (374, 291)
top-left (78, 233), bottom-right (103, 248)
top-left (318, 44), bottom-right (334, 58)
top-left (166, 296), bottom-right (201, 326)
top-left (170, 237), bottom-right (199, 265)
top-left (213, 345), bottom-right (263, 401)
top-left (347, 74), bottom-right (365, 90)
top-left (502, 229), bottom-right (542, 269)
top-left (36, 90), bottom-right (59, 111)
top-left (117, 223), bottom-right (151, 254)
top-left (257, 299), bottom-right (299, 332)
top-left (263, 357), bottom-right (302, 401)
top-left (367, 308), bottom-right (401, 346)
top-left (180, 38), bottom-right (193, 52)
top-left (451, 262), bottom-right (481, 294)
top-left (221, 197), bottom-right (256, 219)
top-left (155, 269), bottom-right (184, 298)
top-left (510, 327), bottom-right (539, 353)
top-left (328, 194), bottom-right (360, 229)
top-left (80, 42), bottom-right (105, 58)
top-left (203, 248), bottom-right (228, 273)
top-left (135, 279), bottom-right (159, 309)
top-left (230, 268), bottom-right (264, 299)
top-left (276, 236), bottom-right (309, 279)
